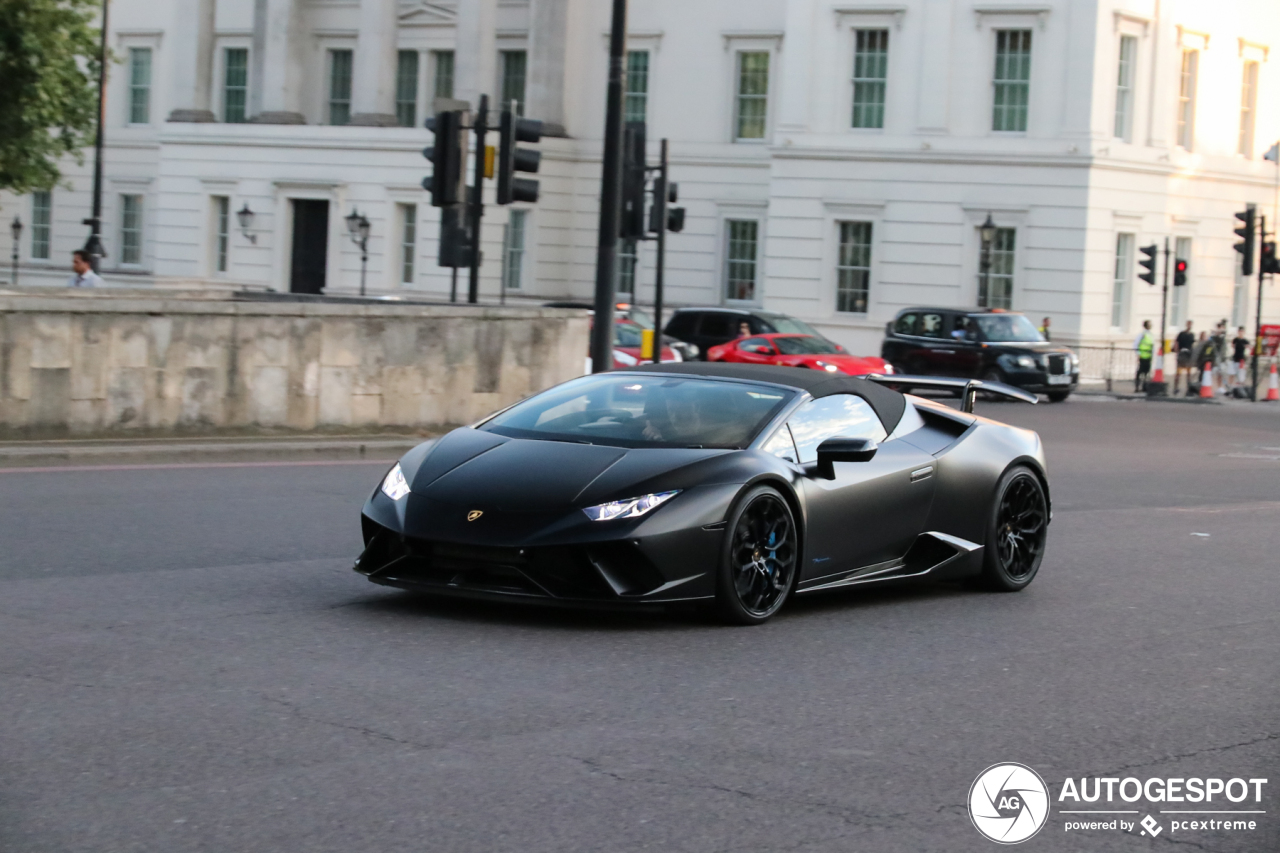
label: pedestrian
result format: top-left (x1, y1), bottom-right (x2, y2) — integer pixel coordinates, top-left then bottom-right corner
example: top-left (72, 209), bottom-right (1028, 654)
top-left (67, 250), bottom-right (105, 288)
top-left (1191, 331), bottom-right (1215, 396)
top-left (1038, 316), bottom-right (1051, 341)
top-left (1231, 326), bottom-right (1251, 395)
top-left (737, 321), bottom-right (751, 338)
top-left (1173, 320), bottom-right (1195, 395)
top-left (1134, 319), bottom-right (1154, 392)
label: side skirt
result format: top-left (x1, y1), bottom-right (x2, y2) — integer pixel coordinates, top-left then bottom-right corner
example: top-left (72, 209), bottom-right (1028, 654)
top-left (794, 532), bottom-right (983, 595)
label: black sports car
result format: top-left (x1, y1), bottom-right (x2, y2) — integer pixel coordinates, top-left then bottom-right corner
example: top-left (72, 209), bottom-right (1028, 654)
top-left (355, 363), bottom-right (1050, 624)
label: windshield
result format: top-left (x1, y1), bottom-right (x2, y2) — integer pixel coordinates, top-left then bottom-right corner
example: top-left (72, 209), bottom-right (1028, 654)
top-left (622, 307), bottom-right (654, 329)
top-left (761, 314), bottom-right (824, 337)
top-left (973, 314), bottom-right (1045, 343)
top-left (613, 322), bottom-right (643, 347)
top-left (774, 335), bottom-right (839, 355)
top-left (481, 374), bottom-right (794, 449)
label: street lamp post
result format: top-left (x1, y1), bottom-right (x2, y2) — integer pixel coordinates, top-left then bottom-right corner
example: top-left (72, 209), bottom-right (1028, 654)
top-left (82, 0), bottom-right (110, 272)
top-left (979, 213), bottom-right (996, 307)
top-left (10, 217), bottom-right (22, 286)
top-left (345, 209), bottom-right (371, 297)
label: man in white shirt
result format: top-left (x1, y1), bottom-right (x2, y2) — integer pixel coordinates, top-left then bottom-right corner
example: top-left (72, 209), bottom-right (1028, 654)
top-left (66, 250), bottom-right (105, 288)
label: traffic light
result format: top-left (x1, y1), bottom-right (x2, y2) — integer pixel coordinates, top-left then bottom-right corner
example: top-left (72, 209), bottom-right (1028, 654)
top-left (648, 178), bottom-right (685, 234)
top-left (495, 107), bottom-right (543, 204)
top-left (666, 206), bottom-right (685, 233)
top-left (620, 121), bottom-right (647, 240)
top-left (1137, 244), bottom-right (1158, 285)
top-left (1234, 205), bottom-right (1256, 276)
top-left (437, 206), bottom-right (472, 268)
top-left (423, 110), bottom-right (468, 207)
top-left (1173, 258), bottom-right (1188, 287)
top-left (1262, 241), bottom-right (1280, 275)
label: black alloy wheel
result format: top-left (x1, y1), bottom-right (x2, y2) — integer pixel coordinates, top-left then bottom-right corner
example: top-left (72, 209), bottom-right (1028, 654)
top-left (716, 486), bottom-right (799, 624)
top-left (977, 466), bottom-right (1047, 591)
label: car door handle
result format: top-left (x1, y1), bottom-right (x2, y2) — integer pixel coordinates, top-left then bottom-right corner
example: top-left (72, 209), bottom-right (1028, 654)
top-left (910, 466), bottom-right (934, 482)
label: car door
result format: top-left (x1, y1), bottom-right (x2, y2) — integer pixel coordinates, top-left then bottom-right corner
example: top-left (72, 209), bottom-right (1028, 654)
top-left (882, 312), bottom-right (918, 369)
top-left (733, 336), bottom-right (776, 364)
top-left (694, 313), bottom-right (739, 355)
top-left (914, 311), bottom-right (960, 375)
top-left (784, 394), bottom-right (936, 579)
top-left (947, 314), bottom-right (984, 378)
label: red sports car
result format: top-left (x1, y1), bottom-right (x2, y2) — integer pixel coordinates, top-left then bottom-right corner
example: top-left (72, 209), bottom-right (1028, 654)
top-left (707, 334), bottom-right (893, 376)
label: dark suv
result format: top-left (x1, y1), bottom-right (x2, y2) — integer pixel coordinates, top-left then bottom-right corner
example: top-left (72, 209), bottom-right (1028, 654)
top-left (663, 308), bottom-right (840, 360)
top-left (881, 308), bottom-right (1079, 401)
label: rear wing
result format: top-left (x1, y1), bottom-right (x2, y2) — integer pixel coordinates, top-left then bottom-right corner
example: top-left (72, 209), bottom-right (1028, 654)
top-left (863, 375), bottom-right (1038, 414)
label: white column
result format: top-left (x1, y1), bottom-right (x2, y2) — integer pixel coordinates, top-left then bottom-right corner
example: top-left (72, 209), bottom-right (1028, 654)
top-left (914, 0), bottom-right (953, 133)
top-left (166, 0), bottom-right (216, 122)
top-left (527, 0), bottom-right (568, 135)
top-left (251, 0), bottom-right (305, 123)
top-left (775, 0), bottom-right (815, 134)
top-left (350, 0), bottom-right (400, 126)
top-left (453, 0), bottom-right (497, 109)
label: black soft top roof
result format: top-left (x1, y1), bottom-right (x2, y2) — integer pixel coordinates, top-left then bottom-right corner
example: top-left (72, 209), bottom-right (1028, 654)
top-left (626, 362), bottom-right (907, 434)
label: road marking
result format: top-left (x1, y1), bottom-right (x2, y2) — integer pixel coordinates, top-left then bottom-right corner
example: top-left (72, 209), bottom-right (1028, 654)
top-left (0, 459), bottom-right (398, 474)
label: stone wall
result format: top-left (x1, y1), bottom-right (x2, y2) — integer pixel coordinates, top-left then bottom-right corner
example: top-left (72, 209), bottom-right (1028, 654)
top-left (0, 289), bottom-right (589, 436)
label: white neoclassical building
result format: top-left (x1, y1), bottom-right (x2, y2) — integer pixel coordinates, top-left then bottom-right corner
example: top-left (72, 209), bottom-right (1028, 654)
top-left (2, 0), bottom-right (1278, 350)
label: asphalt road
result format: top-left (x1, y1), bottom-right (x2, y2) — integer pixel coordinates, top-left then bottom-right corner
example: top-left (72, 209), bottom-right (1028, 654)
top-left (1, 398), bottom-right (1277, 853)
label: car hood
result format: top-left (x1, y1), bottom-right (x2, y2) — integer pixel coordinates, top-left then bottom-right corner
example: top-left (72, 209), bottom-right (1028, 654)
top-left (405, 427), bottom-right (727, 512)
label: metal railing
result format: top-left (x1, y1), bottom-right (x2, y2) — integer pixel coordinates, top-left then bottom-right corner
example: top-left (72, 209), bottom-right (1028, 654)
top-left (1074, 345), bottom-right (1138, 391)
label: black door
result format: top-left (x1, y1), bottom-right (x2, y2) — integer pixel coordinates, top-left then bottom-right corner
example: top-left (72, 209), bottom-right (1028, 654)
top-left (783, 394), bottom-right (936, 578)
top-left (290, 199), bottom-right (329, 294)
top-left (693, 313), bottom-right (742, 354)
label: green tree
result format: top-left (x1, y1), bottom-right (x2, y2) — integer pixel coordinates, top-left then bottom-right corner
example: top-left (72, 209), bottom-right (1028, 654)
top-left (0, 0), bottom-right (101, 194)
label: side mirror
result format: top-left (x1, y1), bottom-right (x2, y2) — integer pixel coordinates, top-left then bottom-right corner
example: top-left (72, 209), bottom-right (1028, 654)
top-left (815, 436), bottom-right (878, 478)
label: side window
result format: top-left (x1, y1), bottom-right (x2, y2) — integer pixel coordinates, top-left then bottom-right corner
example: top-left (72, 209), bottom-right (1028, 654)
top-left (919, 313), bottom-right (945, 338)
top-left (698, 314), bottom-right (736, 339)
top-left (894, 313), bottom-right (918, 335)
top-left (740, 336), bottom-right (773, 352)
top-left (761, 424), bottom-right (798, 463)
top-left (786, 394), bottom-right (887, 464)
top-left (954, 316), bottom-right (978, 341)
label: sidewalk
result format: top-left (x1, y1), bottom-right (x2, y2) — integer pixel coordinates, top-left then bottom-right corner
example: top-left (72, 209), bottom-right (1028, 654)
top-left (0, 432), bottom-right (434, 466)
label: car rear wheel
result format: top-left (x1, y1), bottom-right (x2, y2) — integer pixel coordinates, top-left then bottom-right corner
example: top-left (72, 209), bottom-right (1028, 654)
top-left (976, 465), bottom-right (1047, 591)
top-left (715, 485), bottom-right (798, 624)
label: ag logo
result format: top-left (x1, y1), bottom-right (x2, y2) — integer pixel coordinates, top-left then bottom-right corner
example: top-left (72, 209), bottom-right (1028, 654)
top-left (467, 510), bottom-right (484, 522)
top-left (968, 763), bottom-right (1049, 844)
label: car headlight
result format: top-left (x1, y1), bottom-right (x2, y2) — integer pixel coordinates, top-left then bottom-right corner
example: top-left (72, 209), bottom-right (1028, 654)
top-left (381, 463), bottom-right (411, 501)
top-left (813, 361), bottom-right (840, 372)
top-left (687, 344), bottom-right (700, 357)
top-left (583, 490), bottom-right (680, 522)
top-left (1014, 355), bottom-right (1037, 369)
top-left (1069, 352), bottom-right (1080, 367)
top-left (881, 363), bottom-right (895, 374)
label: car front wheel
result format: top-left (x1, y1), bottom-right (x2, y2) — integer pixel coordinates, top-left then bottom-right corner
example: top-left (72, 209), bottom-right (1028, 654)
top-left (976, 465), bottom-right (1047, 592)
top-left (715, 485), bottom-right (799, 625)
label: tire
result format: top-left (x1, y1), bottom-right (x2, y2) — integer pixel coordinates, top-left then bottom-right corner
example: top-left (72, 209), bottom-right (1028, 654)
top-left (976, 465), bottom-right (1048, 592)
top-left (1047, 391), bottom-right (1070, 403)
top-left (715, 485), bottom-right (800, 625)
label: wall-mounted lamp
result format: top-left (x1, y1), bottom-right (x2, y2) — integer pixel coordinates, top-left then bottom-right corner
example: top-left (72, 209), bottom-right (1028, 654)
top-left (10, 216), bottom-right (22, 286)
top-left (345, 209), bottom-right (372, 297)
top-left (236, 203), bottom-right (257, 244)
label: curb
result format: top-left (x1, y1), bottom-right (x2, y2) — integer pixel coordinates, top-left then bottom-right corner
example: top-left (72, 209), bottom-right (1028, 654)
top-left (0, 435), bottom-right (429, 463)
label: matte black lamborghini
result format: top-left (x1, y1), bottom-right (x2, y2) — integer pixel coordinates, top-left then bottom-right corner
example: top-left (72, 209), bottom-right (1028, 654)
top-left (356, 363), bottom-right (1050, 624)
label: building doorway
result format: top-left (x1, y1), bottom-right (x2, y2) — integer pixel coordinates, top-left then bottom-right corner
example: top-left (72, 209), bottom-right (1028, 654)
top-left (290, 199), bottom-right (329, 293)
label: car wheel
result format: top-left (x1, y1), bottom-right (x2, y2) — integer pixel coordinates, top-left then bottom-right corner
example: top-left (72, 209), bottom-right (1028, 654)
top-left (981, 368), bottom-right (1008, 400)
top-left (976, 465), bottom-right (1047, 592)
top-left (715, 485), bottom-right (799, 625)
top-left (1047, 391), bottom-right (1070, 403)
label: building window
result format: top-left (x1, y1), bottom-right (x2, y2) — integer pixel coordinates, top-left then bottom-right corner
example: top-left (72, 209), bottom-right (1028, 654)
top-left (400, 204), bottom-right (416, 284)
top-left (836, 222), bottom-right (872, 313)
top-left (328, 49), bottom-right (353, 126)
top-left (624, 50), bottom-right (649, 124)
top-left (213, 196), bottom-right (229, 273)
top-left (128, 47), bottom-right (152, 124)
top-left (396, 51), bottom-right (419, 128)
top-left (1239, 61), bottom-right (1258, 158)
top-left (1171, 237), bottom-right (1191, 327)
top-left (734, 51), bottom-right (770, 140)
top-left (851, 30), bottom-right (888, 129)
top-left (1176, 49), bottom-right (1197, 150)
top-left (503, 210), bottom-right (527, 290)
top-left (223, 48), bottom-right (249, 123)
top-left (725, 219), bottom-right (759, 301)
top-left (617, 239), bottom-right (637, 295)
top-left (120, 194), bottom-right (143, 265)
top-left (501, 50), bottom-right (527, 114)
top-left (1114, 35), bottom-right (1136, 141)
top-left (980, 227), bottom-right (1016, 310)
top-left (433, 50), bottom-right (454, 100)
top-left (992, 30), bottom-right (1031, 132)
top-left (1111, 233), bottom-right (1134, 329)
top-left (30, 191), bottom-right (52, 260)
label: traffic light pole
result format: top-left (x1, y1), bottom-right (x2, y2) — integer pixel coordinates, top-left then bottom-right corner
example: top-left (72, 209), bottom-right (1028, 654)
top-left (650, 139), bottom-right (669, 364)
top-left (1253, 215), bottom-right (1267, 401)
top-left (591, 0), bottom-right (628, 373)
top-left (467, 95), bottom-right (489, 305)
top-left (1150, 237), bottom-right (1170, 396)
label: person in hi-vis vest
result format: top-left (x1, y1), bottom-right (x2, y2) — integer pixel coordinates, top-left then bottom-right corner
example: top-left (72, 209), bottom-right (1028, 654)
top-left (1134, 320), bottom-right (1154, 392)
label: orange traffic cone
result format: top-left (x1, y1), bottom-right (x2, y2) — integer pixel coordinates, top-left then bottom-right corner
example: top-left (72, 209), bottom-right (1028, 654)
top-left (1199, 362), bottom-right (1215, 398)
top-left (1266, 363), bottom-right (1279, 402)
top-left (1151, 346), bottom-right (1165, 384)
